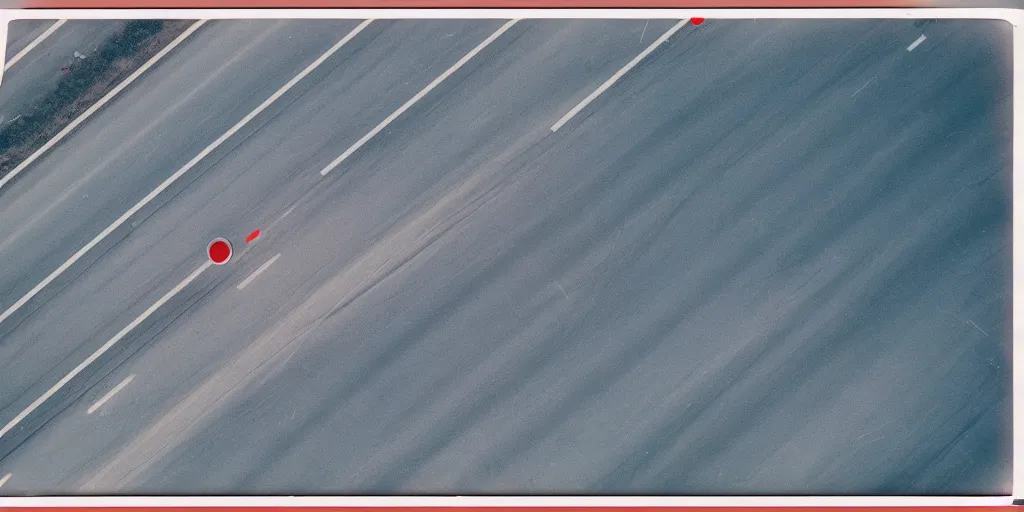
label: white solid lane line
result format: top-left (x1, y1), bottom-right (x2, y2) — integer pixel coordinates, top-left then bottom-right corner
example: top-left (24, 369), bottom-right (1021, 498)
top-left (0, 20), bottom-right (207, 194)
top-left (551, 19), bottom-right (688, 133)
top-left (0, 20), bottom-right (373, 331)
top-left (0, 472), bottom-right (10, 488)
top-left (4, 19), bottom-right (67, 72)
top-left (86, 374), bottom-right (135, 415)
top-left (319, 19), bottom-right (520, 177)
top-left (0, 261), bottom-right (213, 441)
top-left (237, 253), bottom-right (281, 290)
top-left (907, 34), bottom-right (927, 52)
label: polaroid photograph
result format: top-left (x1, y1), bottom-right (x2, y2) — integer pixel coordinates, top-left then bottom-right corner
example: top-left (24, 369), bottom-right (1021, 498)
top-left (0, 4), bottom-right (1017, 509)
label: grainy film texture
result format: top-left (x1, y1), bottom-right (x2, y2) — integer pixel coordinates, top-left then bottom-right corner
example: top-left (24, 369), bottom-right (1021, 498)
top-left (0, 17), bottom-right (1014, 495)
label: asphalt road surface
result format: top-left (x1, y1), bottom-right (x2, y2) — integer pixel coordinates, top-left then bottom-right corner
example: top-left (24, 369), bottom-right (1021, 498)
top-left (1, 19), bottom-right (122, 125)
top-left (0, 18), bottom-right (1013, 495)
top-left (5, 20), bottom-right (52, 56)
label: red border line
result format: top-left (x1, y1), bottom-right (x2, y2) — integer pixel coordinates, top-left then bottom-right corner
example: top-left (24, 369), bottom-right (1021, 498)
top-left (0, 505), bottom-right (1015, 509)
top-left (0, 507), bottom-right (1018, 512)
top-left (17, 0), bottom-right (929, 8)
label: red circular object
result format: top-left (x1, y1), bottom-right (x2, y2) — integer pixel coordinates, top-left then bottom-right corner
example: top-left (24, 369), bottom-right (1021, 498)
top-left (690, 17), bottom-right (705, 25)
top-left (207, 238), bottom-right (232, 265)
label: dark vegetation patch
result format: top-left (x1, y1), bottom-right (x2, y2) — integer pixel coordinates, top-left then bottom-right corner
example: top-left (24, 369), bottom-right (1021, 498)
top-left (0, 19), bottom-right (198, 183)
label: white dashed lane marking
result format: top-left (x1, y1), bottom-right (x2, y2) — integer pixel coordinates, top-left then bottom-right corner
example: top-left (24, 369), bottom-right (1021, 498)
top-left (237, 253), bottom-right (282, 291)
top-left (87, 374), bottom-right (135, 415)
top-left (908, 34), bottom-right (927, 52)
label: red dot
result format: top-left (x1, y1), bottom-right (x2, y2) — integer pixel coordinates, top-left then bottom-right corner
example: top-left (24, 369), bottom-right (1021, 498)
top-left (690, 17), bottom-right (705, 25)
top-left (207, 238), bottom-right (232, 265)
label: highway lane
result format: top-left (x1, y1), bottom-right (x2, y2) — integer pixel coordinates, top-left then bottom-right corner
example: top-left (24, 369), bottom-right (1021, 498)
top-left (0, 17), bottom-right (677, 491)
top-left (0, 18), bottom-right (1014, 494)
top-left (5, 20), bottom-right (52, 58)
top-left (0, 19), bottom-right (364, 314)
top-left (0, 17), bottom-right (534, 491)
top-left (0, 20), bottom-right (122, 125)
top-left (0, 19), bottom-right (377, 458)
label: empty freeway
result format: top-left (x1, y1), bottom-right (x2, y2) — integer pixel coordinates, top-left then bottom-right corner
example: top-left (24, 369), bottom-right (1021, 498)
top-left (0, 17), bottom-right (1013, 495)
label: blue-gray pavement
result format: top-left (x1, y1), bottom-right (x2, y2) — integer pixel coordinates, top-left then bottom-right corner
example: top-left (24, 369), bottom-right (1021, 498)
top-left (5, 20), bottom-right (51, 58)
top-left (0, 19), bottom-right (1012, 495)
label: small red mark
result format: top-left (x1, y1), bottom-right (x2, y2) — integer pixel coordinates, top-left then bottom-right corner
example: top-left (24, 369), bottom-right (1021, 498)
top-left (245, 229), bottom-right (261, 244)
top-left (690, 17), bottom-right (705, 25)
top-left (61, 67), bottom-right (69, 72)
top-left (207, 238), bottom-right (232, 265)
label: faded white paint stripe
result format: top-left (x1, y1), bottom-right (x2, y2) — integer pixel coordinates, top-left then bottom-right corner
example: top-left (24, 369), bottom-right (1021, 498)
top-left (319, 19), bottom-right (519, 177)
top-left (0, 20), bottom-right (206, 193)
top-left (237, 253), bottom-right (281, 290)
top-left (551, 19), bottom-right (688, 132)
top-left (0, 20), bottom-right (371, 334)
top-left (4, 19), bottom-right (66, 71)
top-left (907, 34), bottom-right (926, 52)
top-left (87, 374), bottom-right (135, 415)
top-left (0, 261), bottom-right (212, 440)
